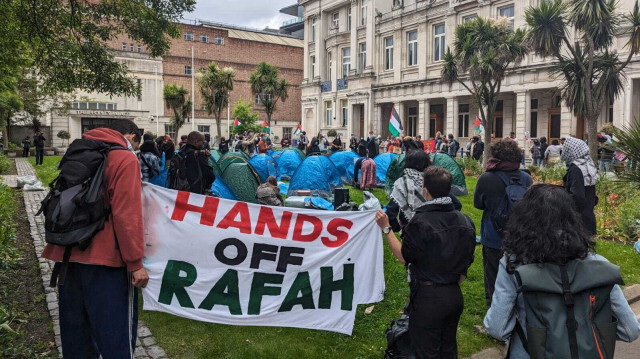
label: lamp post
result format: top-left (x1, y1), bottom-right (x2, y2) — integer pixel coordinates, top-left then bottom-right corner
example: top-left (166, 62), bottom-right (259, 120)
top-left (191, 46), bottom-right (195, 131)
top-left (155, 64), bottom-right (159, 136)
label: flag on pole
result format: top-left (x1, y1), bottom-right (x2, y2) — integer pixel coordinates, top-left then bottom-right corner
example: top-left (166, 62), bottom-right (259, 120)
top-left (294, 123), bottom-right (302, 136)
top-left (262, 119), bottom-right (272, 134)
top-left (233, 117), bottom-right (241, 128)
top-left (389, 106), bottom-right (403, 137)
top-left (474, 116), bottom-right (485, 135)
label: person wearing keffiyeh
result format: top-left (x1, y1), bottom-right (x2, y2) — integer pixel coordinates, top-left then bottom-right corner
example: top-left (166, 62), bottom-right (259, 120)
top-left (561, 136), bottom-right (598, 235)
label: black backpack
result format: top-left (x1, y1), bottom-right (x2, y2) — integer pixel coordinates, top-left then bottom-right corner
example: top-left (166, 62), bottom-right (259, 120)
top-left (491, 171), bottom-right (528, 235)
top-left (168, 150), bottom-right (202, 193)
top-left (38, 138), bottom-right (127, 286)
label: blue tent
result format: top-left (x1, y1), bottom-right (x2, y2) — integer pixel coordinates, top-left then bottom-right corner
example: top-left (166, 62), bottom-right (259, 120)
top-left (211, 177), bottom-right (237, 200)
top-left (273, 149), bottom-right (304, 180)
top-left (248, 154), bottom-right (277, 182)
top-left (329, 151), bottom-right (361, 185)
top-left (288, 156), bottom-right (342, 197)
top-left (373, 153), bottom-right (398, 184)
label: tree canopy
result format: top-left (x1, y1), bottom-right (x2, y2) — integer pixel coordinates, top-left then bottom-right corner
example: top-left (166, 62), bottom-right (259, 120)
top-left (198, 62), bottom-right (235, 139)
top-left (231, 98), bottom-right (261, 135)
top-left (163, 84), bottom-right (191, 135)
top-left (249, 62), bottom-right (290, 128)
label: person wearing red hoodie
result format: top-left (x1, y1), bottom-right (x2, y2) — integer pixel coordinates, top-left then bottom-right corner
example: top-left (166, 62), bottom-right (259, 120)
top-left (42, 119), bottom-right (148, 359)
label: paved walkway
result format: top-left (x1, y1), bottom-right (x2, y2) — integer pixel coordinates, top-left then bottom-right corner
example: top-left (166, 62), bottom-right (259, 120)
top-left (6, 159), bottom-right (167, 359)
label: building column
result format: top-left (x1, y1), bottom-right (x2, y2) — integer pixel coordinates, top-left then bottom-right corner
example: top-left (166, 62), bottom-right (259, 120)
top-left (446, 97), bottom-right (457, 136)
top-left (395, 102), bottom-right (404, 135)
top-left (514, 90), bottom-right (528, 142)
top-left (365, 0), bottom-right (374, 74)
top-left (371, 101), bottom-right (379, 136)
top-left (418, 100), bottom-right (429, 139)
top-left (303, 18), bottom-right (310, 82)
top-left (561, 98), bottom-right (572, 138)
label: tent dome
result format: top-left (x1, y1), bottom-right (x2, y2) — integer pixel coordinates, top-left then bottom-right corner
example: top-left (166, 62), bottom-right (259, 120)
top-left (373, 153), bottom-right (398, 185)
top-left (272, 148), bottom-right (305, 180)
top-left (288, 155), bottom-right (341, 197)
top-left (329, 151), bottom-right (362, 185)
top-left (248, 154), bottom-right (277, 182)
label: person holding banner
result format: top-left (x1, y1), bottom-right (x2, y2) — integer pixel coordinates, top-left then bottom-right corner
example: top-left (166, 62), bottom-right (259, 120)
top-left (376, 166), bottom-right (477, 359)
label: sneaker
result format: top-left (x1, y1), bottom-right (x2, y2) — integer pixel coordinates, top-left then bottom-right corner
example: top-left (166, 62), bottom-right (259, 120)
top-left (474, 325), bottom-right (488, 335)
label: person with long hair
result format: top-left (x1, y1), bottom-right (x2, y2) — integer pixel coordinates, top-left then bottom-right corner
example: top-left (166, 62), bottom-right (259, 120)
top-left (561, 136), bottom-right (598, 235)
top-left (484, 185), bottom-right (639, 358)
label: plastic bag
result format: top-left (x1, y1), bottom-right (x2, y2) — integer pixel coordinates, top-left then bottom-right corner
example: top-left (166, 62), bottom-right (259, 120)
top-left (23, 181), bottom-right (45, 191)
top-left (304, 197), bottom-right (334, 211)
top-left (358, 191), bottom-right (381, 211)
top-left (16, 175), bottom-right (38, 188)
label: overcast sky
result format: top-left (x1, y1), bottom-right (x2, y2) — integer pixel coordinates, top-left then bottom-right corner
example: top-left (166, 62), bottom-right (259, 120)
top-left (187, 0), bottom-right (297, 30)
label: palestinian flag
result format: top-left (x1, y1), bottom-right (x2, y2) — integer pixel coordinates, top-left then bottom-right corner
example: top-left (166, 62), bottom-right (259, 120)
top-left (233, 117), bottom-right (241, 128)
top-left (389, 106), bottom-right (403, 137)
top-left (262, 119), bottom-right (272, 134)
top-left (474, 116), bottom-right (485, 135)
top-left (294, 123), bottom-right (302, 136)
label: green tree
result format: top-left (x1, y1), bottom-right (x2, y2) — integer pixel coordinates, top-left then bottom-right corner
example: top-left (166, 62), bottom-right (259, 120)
top-left (198, 62), bottom-right (235, 139)
top-left (249, 62), bottom-right (290, 128)
top-left (231, 98), bottom-right (261, 135)
top-left (442, 17), bottom-right (527, 165)
top-left (525, 0), bottom-right (640, 162)
top-left (163, 84), bottom-right (192, 136)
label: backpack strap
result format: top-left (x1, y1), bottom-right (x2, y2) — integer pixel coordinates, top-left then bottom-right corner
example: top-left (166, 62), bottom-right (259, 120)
top-left (138, 153), bottom-right (159, 178)
top-left (50, 246), bottom-right (72, 287)
top-left (560, 264), bottom-right (580, 359)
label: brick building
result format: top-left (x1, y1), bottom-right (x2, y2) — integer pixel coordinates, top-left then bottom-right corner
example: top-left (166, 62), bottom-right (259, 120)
top-left (48, 21), bottom-right (303, 148)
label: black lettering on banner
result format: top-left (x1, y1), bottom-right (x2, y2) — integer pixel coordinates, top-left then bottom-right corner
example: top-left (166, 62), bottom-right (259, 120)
top-left (277, 246), bottom-right (305, 273)
top-left (214, 238), bottom-right (248, 266)
top-left (250, 243), bottom-right (278, 270)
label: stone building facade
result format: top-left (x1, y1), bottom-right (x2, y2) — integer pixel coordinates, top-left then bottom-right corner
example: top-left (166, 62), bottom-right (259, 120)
top-left (49, 21), bottom-right (304, 148)
top-left (300, 0), bottom-right (640, 150)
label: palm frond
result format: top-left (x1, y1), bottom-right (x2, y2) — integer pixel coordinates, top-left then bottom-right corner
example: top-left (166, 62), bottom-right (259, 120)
top-left (524, 0), bottom-right (567, 57)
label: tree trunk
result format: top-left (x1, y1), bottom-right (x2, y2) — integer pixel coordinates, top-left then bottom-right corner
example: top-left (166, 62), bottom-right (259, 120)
top-left (482, 108), bottom-right (494, 168)
top-left (215, 110), bottom-right (222, 140)
top-left (586, 111), bottom-right (600, 164)
top-left (266, 112), bottom-right (271, 130)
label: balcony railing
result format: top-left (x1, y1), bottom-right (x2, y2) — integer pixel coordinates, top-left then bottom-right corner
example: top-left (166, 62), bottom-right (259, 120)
top-left (321, 81), bottom-right (332, 92)
top-left (337, 78), bottom-right (348, 91)
top-left (282, 17), bottom-right (303, 27)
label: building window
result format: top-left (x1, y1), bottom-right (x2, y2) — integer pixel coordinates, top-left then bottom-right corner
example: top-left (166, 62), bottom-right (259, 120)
top-left (332, 12), bottom-right (339, 28)
top-left (407, 30), bottom-right (418, 67)
top-left (530, 99), bottom-right (538, 138)
top-left (384, 36), bottom-right (394, 70)
top-left (311, 18), bottom-right (316, 42)
top-left (72, 102), bottom-right (117, 111)
top-left (341, 100), bottom-right (348, 127)
top-left (463, 14), bottom-right (477, 23)
top-left (408, 107), bottom-right (418, 137)
top-left (310, 55), bottom-right (316, 79)
top-left (553, 95), bottom-right (562, 108)
top-left (347, 7), bottom-right (352, 31)
top-left (164, 124), bottom-right (176, 139)
top-left (342, 48), bottom-right (351, 78)
top-left (214, 37), bottom-right (224, 45)
top-left (434, 23), bottom-right (446, 62)
top-left (184, 66), bottom-right (192, 75)
top-left (184, 32), bottom-right (194, 41)
top-left (458, 104), bottom-right (470, 138)
top-left (283, 127), bottom-right (292, 139)
top-left (327, 51), bottom-right (332, 79)
top-left (609, 100), bottom-right (614, 123)
top-left (137, 79), bottom-right (142, 101)
top-left (255, 93), bottom-right (272, 106)
top-left (137, 45), bottom-right (142, 53)
top-left (122, 42), bottom-right (127, 51)
top-left (129, 43), bottom-right (134, 52)
top-left (499, 5), bottom-right (515, 30)
top-left (200, 34), bottom-right (209, 43)
top-left (325, 101), bottom-right (333, 126)
top-left (197, 125), bottom-right (210, 134)
top-left (201, 104), bottom-right (207, 111)
top-left (361, 0), bottom-right (368, 26)
top-left (494, 100), bottom-right (504, 138)
top-left (358, 42), bottom-right (367, 73)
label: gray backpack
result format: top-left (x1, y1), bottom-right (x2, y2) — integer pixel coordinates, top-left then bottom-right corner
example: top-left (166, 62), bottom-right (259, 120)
top-left (513, 260), bottom-right (624, 359)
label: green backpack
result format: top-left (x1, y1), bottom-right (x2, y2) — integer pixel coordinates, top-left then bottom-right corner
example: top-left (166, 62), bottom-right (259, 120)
top-left (513, 260), bottom-right (624, 359)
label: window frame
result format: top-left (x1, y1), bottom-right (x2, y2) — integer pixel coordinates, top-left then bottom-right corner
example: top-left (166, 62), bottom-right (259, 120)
top-left (311, 18), bottom-right (317, 42)
top-left (183, 32), bottom-right (194, 41)
top-left (325, 101), bottom-right (333, 127)
top-left (200, 34), bottom-right (210, 43)
top-left (498, 4), bottom-right (515, 30)
top-left (310, 55), bottom-right (316, 79)
top-left (332, 12), bottom-right (340, 28)
top-left (347, 7), bottom-right (352, 31)
top-left (341, 47), bottom-right (351, 78)
top-left (184, 66), bottom-right (193, 75)
top-left (433, 23), bottom-right (446, 62)
top-left (407, 30), bottom-right (418, 67)
top-left (341, 100), bottom-right (348, 127)
top-left (214, 37), bottom-right (224, 45)
top-left (361, 0), bottom-right (368, 26)
top-left (458, 104), bottom-right (470, 138)
top-left (384, 36), bottom-right (394, 71)
top-left (359, 42), bottom-right (367, 73)
top-left (197, 125), bottom-right (210, 134)
top-left (122, 42), bottom-right (127, 51)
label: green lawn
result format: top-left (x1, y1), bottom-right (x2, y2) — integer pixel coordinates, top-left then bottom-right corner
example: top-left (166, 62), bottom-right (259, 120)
top-left (27, 159), bottom-right (640, 358)
top-left (27, 156), bottom-right (61, 186)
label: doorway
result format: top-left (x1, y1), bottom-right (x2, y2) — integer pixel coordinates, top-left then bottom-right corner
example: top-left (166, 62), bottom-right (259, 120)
top-left (548, 108), bottom-right (561, 142)
top-left (358, 105), bottom-right (365, 138)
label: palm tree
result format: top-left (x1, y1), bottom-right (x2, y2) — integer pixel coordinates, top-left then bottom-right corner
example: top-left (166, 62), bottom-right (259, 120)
top-left (612, 124), bottom-right (640, 187)
top-left (198, 62), bottom-right (235, 139)
top-left (525, 0), bottom-right (640, 162)
top-left (442, 17), bottom-right (527, 165)
top-left (163, 84), bottom-right (191, 136)
top-left (249, 62), bottom-right (290, 129)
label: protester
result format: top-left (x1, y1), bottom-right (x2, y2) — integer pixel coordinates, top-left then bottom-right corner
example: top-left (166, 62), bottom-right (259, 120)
top-left (22, 136), bottom-right (31, 157)
top-left (203, 133), bottom-right (211, 150)
top-left (562, 136), bottom-right (598, 236)
top-left (42, 119), bottom-right (148, 358)
top-left (415, 135), bottom-right (425, 151)
top-left (33, 131), bottom-right (46, 165)
top-left (218, 136), bottom-right (232, 154)
top-left (367, 133), bottom-right (379, 158)
top-left (436, 138), bottom-right (448, 153)
top-left (387, 150), bottom-right (462, 232)
top-left (258, 134), bottom-right (272, 154)
top-left (484, 184), bottom-right (639, 359)
top-left (539, 137), bottom-right (549, 167)
top-left (357, 138), bottom-right (368, 157)
top-left (447, 134), bottom-right (459, 157)
top-left (402, 136), bottom-right (419, 154)
top-left (331, 134), bottom-right (342, 152)
top-left (256, 176), bottom-right (284, 206)
top-left (169, 131), bottom-right (215, 195)
top-left (234, 135), bottom-right (244, 152)
top-left (470, 136), bottom-right (484, 161)
top-left (509, 131), bottom-right (518, 144)
top-left (349, 134), bottom-right (358, 152)
top-left (360, 157), bottom-right (377, 190)
top-left (298, 131), bottom-right (309, 151)
top-left (306, 136), bottom-right (321, 155)
top-left (530, 138), bottom-right (543, 167)
top-left (474, 139), bottom-right (533, 309)
top-left (598, 134), bottom-right (615, 173)
top-left (138, 140), bottom-right (160, 182)
top-left (178, 134), bottom-right (188, 149)
top-left (376, 166), bottom-right (477, 359)
top-left (280, 135), bottom-right (290, 148)
top-left (160, 134), bottom-right (175, 161)
top-left (544, 139), bottom-right (563, 165)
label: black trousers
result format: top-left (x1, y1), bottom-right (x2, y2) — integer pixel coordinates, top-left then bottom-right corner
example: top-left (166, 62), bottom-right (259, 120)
top-left (35, 147), bottom-right (44, 165)
top-left (482, 245), bottom-right (503, 309)
top-left (22, 147), bottom-right (30, 157)
top-left (353, 157), bottom-right (365, 184)
top-left (409, 283), bottom-right (463, 359)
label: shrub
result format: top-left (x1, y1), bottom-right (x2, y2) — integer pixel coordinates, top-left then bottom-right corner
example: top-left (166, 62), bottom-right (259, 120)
top-left (530, 162), bottom-right (567, 184)
top-left (326, 129), bottom-right (337, 137)
top-left (455, 156), bottom-right (483, 177)
top-left (0, 154), bottom-right (11, 174)
top-left (57, 130), bottom-right (71, 147)
top-left (596, 176), bottom-right (640, 243)
top-left (0, 184), bottom-right (18, 269)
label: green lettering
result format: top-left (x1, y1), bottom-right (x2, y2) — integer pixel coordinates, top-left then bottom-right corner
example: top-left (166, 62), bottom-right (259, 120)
top-left (158, 260), bottom-right (197, 308)
top-left (248, 273), bottom-right (284, 315)
top-left (198, 269), bottom-right (242, 315)
top-left (278, 271), bottom-right (315, 312)
top-left (318, 264), bottom-right (354, 311)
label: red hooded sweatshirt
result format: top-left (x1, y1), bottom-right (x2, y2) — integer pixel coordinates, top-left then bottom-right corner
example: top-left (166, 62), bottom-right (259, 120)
top-left (42, 128), bottom-right (144, 272)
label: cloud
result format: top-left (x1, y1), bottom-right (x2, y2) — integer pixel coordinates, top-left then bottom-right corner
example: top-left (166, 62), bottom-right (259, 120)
top-left (188, 0), bottom-right (296, 30)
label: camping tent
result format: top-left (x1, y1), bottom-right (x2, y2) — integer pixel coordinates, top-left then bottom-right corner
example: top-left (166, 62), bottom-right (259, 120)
top-left (272, 148), bottom-right (304, 180)
top-left (288, 155), bottom-right (342, 197)
top-left (248, 154), bottom-right (277, 182)
top-left (209, 149), bottom-right (222, 163)
top-left (211, 177), bottom-right (237, 200)
top-left (385, 154), bottom-right (405, 195)
top-left (329, 151), bottom-right (361, 185)
top-left (430, 153), bottom-right (468, 196)
top-left (373, 153), bottom-right (398, 185)
top-left (218, 152), bottom-right (250, 173)
top-left (221, 163), bottom-right (261, 203)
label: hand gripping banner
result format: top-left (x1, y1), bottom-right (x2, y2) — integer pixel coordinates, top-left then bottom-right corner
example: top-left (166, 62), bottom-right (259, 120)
top-left (141, 183), bottom-right (385, 335)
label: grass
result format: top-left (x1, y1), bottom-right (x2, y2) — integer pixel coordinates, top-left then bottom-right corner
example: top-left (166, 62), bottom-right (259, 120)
top-left (27, 156), bottom-right (61, 186)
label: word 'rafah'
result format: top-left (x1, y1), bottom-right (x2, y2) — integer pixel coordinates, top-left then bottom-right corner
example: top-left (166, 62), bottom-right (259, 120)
top-left (171, 192), bottom-right (354, 247)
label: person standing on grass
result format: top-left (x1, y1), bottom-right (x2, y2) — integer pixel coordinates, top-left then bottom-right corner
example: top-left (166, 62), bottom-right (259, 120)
top-left (42, 119), bottom-right (148, 359)
top-left (377, 166), bottom-right (477, 359)
top-left (33, 132), bottom-right (46, 166)
top-left (22, 135), bottom-right (31, 157)
top-left (562, 136), bottom-right (598, 236)
top-left (474, 139), bottom-right (532, 309)
top-left (447, 134), bottom-right (459, 158)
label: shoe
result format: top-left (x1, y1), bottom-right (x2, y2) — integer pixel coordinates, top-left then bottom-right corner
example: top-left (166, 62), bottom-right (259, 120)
top-left (474, 325), bottom-right (488, 335)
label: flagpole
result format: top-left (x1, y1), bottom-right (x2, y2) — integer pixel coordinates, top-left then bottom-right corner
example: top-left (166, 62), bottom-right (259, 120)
top-left (227, 105), bottom-right (230, 138)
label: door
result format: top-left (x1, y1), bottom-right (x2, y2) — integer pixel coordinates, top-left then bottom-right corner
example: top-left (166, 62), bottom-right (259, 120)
top-left (548, 109), bottom-right (561, 142)
top-left (429, 114), bottom-right (444, 138)
top-left (576, 116), bottom-right (585, 140)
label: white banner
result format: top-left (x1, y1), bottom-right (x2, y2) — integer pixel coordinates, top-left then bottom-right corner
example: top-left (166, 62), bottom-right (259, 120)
top-left (141, 184), bottom-right (385, 335)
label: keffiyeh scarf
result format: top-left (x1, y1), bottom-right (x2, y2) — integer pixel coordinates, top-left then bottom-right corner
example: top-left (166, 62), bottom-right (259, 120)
top-left (390, 168), bottom-right (425, 221)
top-left (561, 136), bottom-right (598, 186)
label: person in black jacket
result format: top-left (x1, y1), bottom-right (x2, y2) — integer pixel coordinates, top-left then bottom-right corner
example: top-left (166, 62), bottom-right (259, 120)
top-left (33, 132), bottom-right (46, 165)
top-left (218, 136), bottom-right (231, 154)
top-left (159, 134), bottom-right (176, 161)
top-left (357, 138), bottom-right (368, 157)
top-left (561, 136), bottom-right (598, 235)
top-left (366, 133), bottom-right (379, 158)
top-left (22, 136), bottom-right (31, 157)
top-left (377, 166), bottom-right (476, 359)
top-left (173, 132), bottom-right (215, 195)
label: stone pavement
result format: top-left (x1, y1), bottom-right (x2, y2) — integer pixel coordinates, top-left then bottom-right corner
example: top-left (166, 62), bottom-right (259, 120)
top-left (6, 158), bottom-right (167, 359)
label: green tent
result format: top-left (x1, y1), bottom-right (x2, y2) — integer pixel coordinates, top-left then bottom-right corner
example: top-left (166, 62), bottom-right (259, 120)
top-left (385, 154), bottom-right (405, 196)
top-left (208, 158), bottom-right (223, 178)
top-left (430, 153), bottom-right (468, 196)
top-left (218, 152), bottom-right (250, 173)
top-left (209, 149), bottom-right (222, 162)
top-left (221, 163), bottom-right (261, 203)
